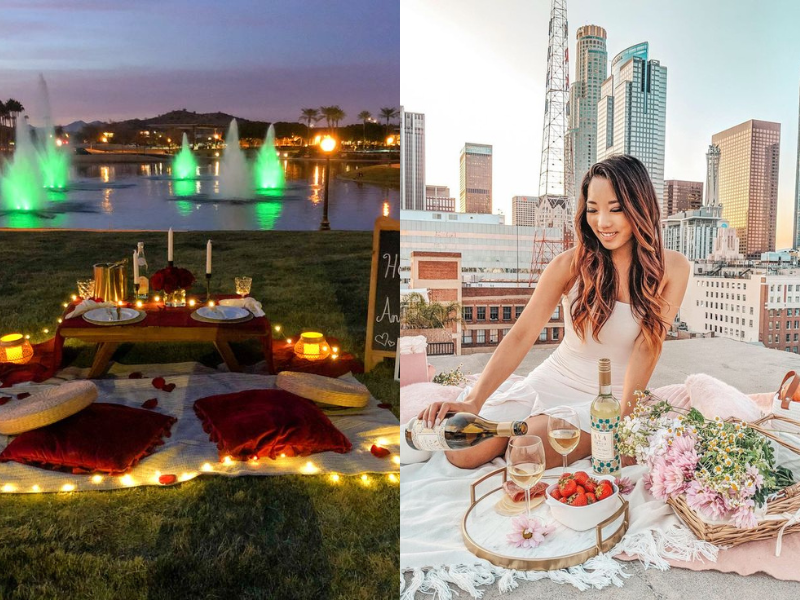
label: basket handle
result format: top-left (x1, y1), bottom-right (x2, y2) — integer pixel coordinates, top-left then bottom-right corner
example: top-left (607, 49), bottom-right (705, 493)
top-left (777, 371), bottom-right (800, 409)
top-left (595, 497), bottom-right (629, 552)
top-left (469, 467), bottom-right (506, 505)
top-left (745, 414), bottom-right (800, 456)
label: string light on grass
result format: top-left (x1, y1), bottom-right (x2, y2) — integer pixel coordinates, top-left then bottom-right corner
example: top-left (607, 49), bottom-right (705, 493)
top-left (222, 455), bottom-right (233, 466)
top-left (57, 318), bottom-right (63, 324)
top-left (120, 475), bottom-right (135, 486)
top-left (42, 328), bottom-right (49, 334)
top-left (62, 302), bottom-right (69, 308)
top-left (279, 453), bottom-right (286, 459)
top-left (248, 456), bottom-right (259, 465)
top-left (332, 346), bottom-right (339, 353)
top-left (201, 462), bottom-right (214, 472)
top-left (388, 474), bottom-right (398, 484)
top-left (274, 325), bottom-right (281, 332)
top-left (329, 473), bottom-right (341, 484)
top-left (2, 484), bottom-right (16, 493)
top-left (392, 456), bottom-right (400, 465)
top-left (31, 485), bottom-right (41, 493)
top-left (360, 474), bottom-right (371, 486)
top-left (61, 483), bottom-right (75, 492)
top-left (179, 472), bottom-right (196, 482)
top-left (300, 461), bottom-right (319, 474)
top-left (286, 339), bottom-right (293, 345)
top-left (91, 475), bottom-right (104, 484)
top-left (71, 294), bottom-right (78, 301)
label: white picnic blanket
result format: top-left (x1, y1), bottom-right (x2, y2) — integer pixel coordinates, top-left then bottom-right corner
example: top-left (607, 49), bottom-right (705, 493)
top-left (400, 453), bottom-right (718, 598)
top-left (0, 362), bottom-right (399, 493)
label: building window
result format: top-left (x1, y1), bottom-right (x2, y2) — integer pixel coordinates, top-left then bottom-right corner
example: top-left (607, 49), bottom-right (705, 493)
top-left (503, 306), bottom-right (512, 321)
top-left (462, 329), bottom-right (473, 345)
top-left (552, 328), bottom-right (560, 341)
top-left (750, 320), bottom-right (753, 327)
top-left (490, 306), bottom-right (499, 321)
top-left (476, 330), bottom-right (485, 344)
top-left (477, 306), bottom-right (486, 321)
top-left (788, 334), bottom-right (792, 343)
top-left (538, 330), bottom-right (548, 342)
top-left (553, 306), bottom-right (561, 319)
top-left (502, 328), bottom-right (510, 338)
top-left (489, 329), bottom-right (499, 344)
top-left (776, 321), bottom-right (781, 329)
top-left (515, 306), bottom-right (524, 319)
top-left (463, 306), bottom-right (473, 321)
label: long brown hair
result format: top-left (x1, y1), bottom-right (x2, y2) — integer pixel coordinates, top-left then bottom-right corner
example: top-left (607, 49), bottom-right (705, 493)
top-left (570, 154), bottom-right (666, 353)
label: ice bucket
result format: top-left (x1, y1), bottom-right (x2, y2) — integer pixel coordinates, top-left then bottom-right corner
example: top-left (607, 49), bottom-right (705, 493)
top-left (93, 260), bottom-right (127, 302)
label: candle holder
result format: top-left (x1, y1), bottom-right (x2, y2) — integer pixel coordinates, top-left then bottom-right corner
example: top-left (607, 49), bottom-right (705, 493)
top-left (205, 273), bottom-right (212, 302)
top-left (134, 283), bottom-right (140, 302)
top-left (168, 260), bottom-right (174, 268)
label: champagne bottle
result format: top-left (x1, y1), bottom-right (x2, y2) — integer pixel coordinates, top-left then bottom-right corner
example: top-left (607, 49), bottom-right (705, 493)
top-left (136, 242), bottom-right (149, 298)
top-left (405, 412), bottom-right (528, 452)
top-left (590, 358), bottom-right (621, 475)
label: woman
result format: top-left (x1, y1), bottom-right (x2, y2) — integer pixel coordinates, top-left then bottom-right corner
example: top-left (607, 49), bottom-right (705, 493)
top-left (418, 155), bottom-right (691, 469)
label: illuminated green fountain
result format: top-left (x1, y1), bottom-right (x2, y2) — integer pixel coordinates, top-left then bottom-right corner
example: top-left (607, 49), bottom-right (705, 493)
top-left (37, 75), bottom-right (71, 191)
top-left (172, 133), bottom-right (198, 180)
top-left (1, 118), bottom-right (46, 212)
top-left (254, 124), bottom-right (285, 193)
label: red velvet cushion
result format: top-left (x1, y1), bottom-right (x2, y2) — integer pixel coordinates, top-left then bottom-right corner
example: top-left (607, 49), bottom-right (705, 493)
top-left (0, 403), bottom-right (177, 474)
top-left (193, 388), bottom-right (352, 460)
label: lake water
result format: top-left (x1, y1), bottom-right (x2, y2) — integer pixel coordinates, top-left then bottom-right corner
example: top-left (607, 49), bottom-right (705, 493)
top-left (0, 158), bottom-right (398, 231)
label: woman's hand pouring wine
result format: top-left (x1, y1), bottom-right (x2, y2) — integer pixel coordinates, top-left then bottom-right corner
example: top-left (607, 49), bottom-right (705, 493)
top-left (418, 397), bottom-right (483, 428)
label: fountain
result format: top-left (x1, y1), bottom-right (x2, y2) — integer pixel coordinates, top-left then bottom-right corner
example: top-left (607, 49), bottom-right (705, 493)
top-left (172, 133), bottom-right (198, 181)
top-left (1, 116), bottom-right (46, 212)
top-left (36, 75), bottom-right (70, 190)
top-left (218, 119), bottom-right (251, 198)
top-left (254, 124), bottom-right (285, 193)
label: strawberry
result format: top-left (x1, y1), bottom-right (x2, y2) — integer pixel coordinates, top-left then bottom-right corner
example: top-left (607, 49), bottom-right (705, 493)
top-left (573, 471), bottom-right (589, 485)
top-left (559, 497), bottom-right (567, 504)
top-left (584, 481), bottom-right (596, 493)
top-left (568, 493), bottom-right (588, 507)
top-left (596, 483), bottom-right (613, 501)
top-left (551, 488), bottom-right (562, 500)
top-left (576, 485), bottom-right (585, 495)
top-left (559, 478), bottom-right (577, 497)
top-left (586, 492), bottom-right (596, 504)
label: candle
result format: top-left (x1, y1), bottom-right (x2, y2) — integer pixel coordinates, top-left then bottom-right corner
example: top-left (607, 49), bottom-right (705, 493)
top-left (133, 250), bottom-right (139, 281)
top-left (206, 240), bottom-right (212, 274)
top-left (168, 227), bottom-right (174, 262)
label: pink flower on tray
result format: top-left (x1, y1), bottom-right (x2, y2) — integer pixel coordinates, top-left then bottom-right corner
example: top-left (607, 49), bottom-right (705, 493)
top-left (615, 476), bottom-right (634, 495)
top-left (506, 515), bottom-right (555, 549)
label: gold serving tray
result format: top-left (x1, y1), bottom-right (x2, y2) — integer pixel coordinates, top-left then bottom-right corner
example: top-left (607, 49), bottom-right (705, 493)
top-left (461, 467), bottom-right (629, 571)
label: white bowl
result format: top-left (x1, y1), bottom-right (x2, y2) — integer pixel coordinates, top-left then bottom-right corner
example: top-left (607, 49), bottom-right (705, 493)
top-left (545, 475), bottom-right (620, 531)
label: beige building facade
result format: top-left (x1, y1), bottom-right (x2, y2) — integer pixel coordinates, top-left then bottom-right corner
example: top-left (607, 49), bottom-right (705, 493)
top-left (459, 143), bottom-right (492, 214)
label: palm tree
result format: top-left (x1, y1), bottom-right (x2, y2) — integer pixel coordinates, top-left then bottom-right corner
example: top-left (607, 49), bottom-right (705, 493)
top-left (299, 108), bottom-right (320, 145)
top-left (318, 106), bottom-right (336, 134)
top-left (0, 101), bottom-right (7, 149)
top-left (330, 106), bottom-right (345, 132)
top-left (357, 110), bottom-right (372, 143)
top-left (401, 292), bottom-right (463, 330)
top-left (5, 98), bottom-right (24, 131)
top-left (379, 107), bottom-right (399, 137)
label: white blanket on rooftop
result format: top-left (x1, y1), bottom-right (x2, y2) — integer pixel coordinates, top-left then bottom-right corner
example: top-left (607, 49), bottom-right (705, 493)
top-left (0, 362), bottom-right (399, 493)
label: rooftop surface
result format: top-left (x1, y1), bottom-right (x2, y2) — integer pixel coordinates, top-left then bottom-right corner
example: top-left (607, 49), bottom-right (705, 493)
top-left (422, 337), bottom-right (800, 599)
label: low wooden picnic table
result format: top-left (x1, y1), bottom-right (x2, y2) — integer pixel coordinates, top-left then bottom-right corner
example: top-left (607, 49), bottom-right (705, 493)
top-left (58, 295), bottom-right (274, 379)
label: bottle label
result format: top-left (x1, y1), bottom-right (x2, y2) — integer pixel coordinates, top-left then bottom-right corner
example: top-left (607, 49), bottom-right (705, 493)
top-left (138, 276), bottom-right (149, 294)
top-left (409, 418), bottom-right (449, 451)
top-left (591, 415), bottom-right (620, 474)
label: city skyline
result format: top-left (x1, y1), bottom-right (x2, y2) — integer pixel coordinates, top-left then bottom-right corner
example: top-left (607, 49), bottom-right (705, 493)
top-left (400, 0), bottom-right (800, 249)
top-left (3, 0), bottom-right (399, 125)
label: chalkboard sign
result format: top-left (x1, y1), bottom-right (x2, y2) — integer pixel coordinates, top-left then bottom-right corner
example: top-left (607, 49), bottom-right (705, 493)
top-left (365, 216), bottom-right (400, 372)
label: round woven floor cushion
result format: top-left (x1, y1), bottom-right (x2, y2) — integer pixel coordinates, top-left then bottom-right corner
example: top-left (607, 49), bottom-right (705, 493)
top-left (276, 372), bottom-right (369, 408)
top-left (0, 381), bottom-right (98, 435)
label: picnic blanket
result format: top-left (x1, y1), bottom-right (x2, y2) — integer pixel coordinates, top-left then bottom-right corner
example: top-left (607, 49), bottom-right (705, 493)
top-left (0, 362), bottom-right (398, 493)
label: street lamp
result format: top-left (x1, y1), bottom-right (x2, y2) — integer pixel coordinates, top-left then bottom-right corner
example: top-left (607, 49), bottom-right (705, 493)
top-left (319, 136), bottom-right (337, 231)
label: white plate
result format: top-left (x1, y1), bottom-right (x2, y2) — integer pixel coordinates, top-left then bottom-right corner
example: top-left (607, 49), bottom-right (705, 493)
top-left (194, 305), bottom-right (250, 321)
top-left (83, 307), bottom-right (142, 325)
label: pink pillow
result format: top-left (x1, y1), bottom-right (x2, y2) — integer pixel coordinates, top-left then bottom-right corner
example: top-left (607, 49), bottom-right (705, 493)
top-left (399, 382), bottom-right (462, 424)
top-left (650, 384), bottom-right (691, 411)
top-left (686, 374), bottom-right (762, 422)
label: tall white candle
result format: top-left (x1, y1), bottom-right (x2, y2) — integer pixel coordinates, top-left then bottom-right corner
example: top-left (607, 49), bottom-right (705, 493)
top-left (206, 240), bottom-right (212, 274)
top-left (133, 250), bottom-right (139, 281)
top-left (168, 227), bottom-right (174, 262)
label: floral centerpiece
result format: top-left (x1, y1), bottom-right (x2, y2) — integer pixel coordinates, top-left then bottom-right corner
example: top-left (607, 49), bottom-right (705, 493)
top-left (618, 390), bottom-right (794, 529)
top-left (150, 266), bottom-right (195, 307)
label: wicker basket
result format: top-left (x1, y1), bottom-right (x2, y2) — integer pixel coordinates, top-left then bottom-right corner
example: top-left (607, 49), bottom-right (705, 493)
top-left (668, 413), bottom-right (800, 548)
top-left (275, 372), bottom-right (369, 408)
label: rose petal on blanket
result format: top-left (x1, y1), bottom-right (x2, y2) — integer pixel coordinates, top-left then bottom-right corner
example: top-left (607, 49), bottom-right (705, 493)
top-left (129, 372), bottom-right (143, 379)
top-left (16, 393), bottom-right (30, 400)
top-left (158, 474), bottom-right (177, 485)
top-left (503, 480), bottom-right (547, 503)
top-left (142, 398), bottom-right (158, 409)
top-left (0, 397), bottom-right (11, 406)
top-left (152, 377), bottom-right (165, 390)
top-left (370, 444), bottom-right (391, 458)
top-left (162, 383), bottom-right (176, 393)
top-left (378, 403), bottom-right (392, 409)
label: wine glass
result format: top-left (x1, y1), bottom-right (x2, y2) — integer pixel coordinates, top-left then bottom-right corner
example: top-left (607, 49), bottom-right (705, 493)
top-left (505, 435), bottom-right (546, 516)
top-left (235, 276), bottom-right (252, 299)
top-left (547, 406), bottom-right (581, 474)
top-left (77, 279), bottom-right (95, 301)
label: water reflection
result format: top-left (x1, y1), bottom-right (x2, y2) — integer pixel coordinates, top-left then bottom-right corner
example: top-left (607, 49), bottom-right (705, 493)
top-left (175, 200), bottom-right (193, 216)
top-left (101, 188), bottom-right (112, 213)
top-left (254, 201), bottom-right (282, 230)
top-left (173, 179), bottom-right (194, 198)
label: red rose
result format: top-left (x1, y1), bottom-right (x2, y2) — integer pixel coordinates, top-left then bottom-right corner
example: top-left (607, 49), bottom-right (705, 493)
top-left (151, 267), bottom-right (195, 294)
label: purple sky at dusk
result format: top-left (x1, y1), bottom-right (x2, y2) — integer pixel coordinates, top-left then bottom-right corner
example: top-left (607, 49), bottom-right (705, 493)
top-left (1, 0), bottom-right (399, 125)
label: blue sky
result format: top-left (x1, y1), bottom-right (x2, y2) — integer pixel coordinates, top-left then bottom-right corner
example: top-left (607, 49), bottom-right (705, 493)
top-left (401, 0), bottom-right (800, 248)
top-left (1, 0), bottom-right (399, 124)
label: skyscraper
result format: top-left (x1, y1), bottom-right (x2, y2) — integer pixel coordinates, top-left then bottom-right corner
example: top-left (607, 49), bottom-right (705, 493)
top-left (565, 25), bottom-right (607, 203)
top-left (425, 185), bottom-right (455, 212)
top-left (712, 120), bottom-right (780, 258)
top-left (794, 83), bottom-right (800, 249)
top-left (459, 143), bottom-right (492, 214)
top-left (705, 144), bottom-right (721, 207)
top-left (596, 42), bottom-right (667, 209)
top-left (400, 107), bottom-right (425, 211)
top-left (538, 0), bottom-right (569, 198)
top-left (663, 180), bottom-right (703, 218)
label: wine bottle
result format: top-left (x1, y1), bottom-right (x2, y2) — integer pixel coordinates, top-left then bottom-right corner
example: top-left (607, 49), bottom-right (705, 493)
top-left (136, 242), bottom-right (149, 298)
top-left (590, 358), bottom-right (621, 475)
top-left (405, 412), bottom-right (528, 452)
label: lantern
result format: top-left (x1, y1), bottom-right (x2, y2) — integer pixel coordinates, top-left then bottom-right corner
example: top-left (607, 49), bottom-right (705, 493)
top-left (0, 334), bottom-right (34, 365)
top-left (294, 332), bottom-right (331, 361)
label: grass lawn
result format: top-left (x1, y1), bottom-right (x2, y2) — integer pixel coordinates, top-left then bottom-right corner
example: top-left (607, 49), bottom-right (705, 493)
top-left (0, 230), bottom-right (399, 600)
top-left (337, 164), bottom-right (399, 188)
